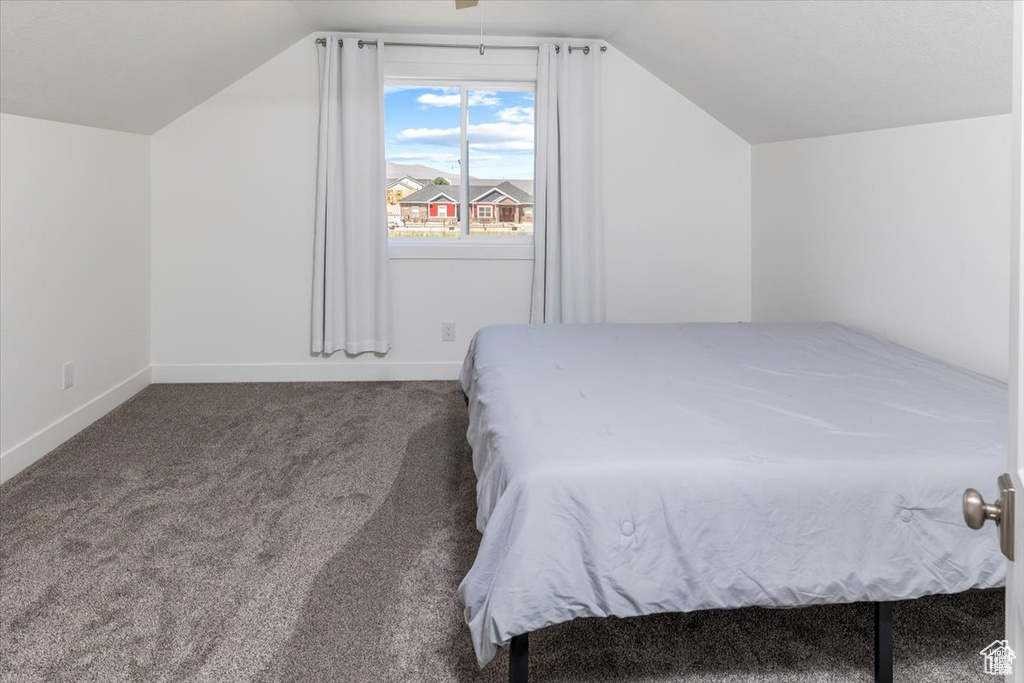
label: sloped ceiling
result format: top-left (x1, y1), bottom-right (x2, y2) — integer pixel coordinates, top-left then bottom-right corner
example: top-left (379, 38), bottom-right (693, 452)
top-left (610, 0), bottom-right (1012, 143)
top-left (0, 0), bottom-right (312, 135)
top-left (0, 0), bottom-right (1012, 142)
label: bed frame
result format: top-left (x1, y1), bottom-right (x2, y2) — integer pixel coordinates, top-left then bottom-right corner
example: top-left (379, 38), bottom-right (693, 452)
top-left (506, 590), bottom-right (1003, 683)
top-left (507, 602), bottom-right (895, 683)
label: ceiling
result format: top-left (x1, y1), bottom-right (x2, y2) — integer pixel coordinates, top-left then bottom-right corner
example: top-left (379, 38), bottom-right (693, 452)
top-left (0, 0), bottom-right (1012, 142)
top-left (611, 0), bottom-right (1012, 143)
top-left (291, 0), bottom-right (637, 38)
top-left (0, 1), bottom-right (311, 135)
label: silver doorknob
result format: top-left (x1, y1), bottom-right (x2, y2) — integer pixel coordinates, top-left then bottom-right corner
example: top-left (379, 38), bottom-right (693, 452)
top-left (962, 475), bottom-right (1016, 561)
top-left (962, 488), bottom-right (1002, 529)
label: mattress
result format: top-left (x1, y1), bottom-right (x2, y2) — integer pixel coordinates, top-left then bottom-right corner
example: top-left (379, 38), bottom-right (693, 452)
top-left (457, 322), bottom-right (1007, 666)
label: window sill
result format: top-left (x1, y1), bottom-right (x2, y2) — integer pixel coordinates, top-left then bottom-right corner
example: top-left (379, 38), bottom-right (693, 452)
top-left (388, 241), bottom-right (534, 261)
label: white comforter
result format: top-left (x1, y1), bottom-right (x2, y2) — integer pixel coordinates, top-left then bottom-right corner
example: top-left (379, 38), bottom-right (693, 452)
top-left (457, 322), bottom-right (1006, 666)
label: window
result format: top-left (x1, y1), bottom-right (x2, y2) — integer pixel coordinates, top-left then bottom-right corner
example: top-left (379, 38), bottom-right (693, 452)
top-left (385, 82), bottom-right (534, 240)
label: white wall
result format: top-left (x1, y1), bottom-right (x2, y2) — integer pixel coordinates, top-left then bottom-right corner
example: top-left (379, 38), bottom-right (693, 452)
top-left (603, 47), bottom-right (751, 323)
top-left (752, 115), bottom-right (1012, 380)
top-left (0, 114), bottom-right (151, 482)
top-left (150, 35), bottom-right (752, 381)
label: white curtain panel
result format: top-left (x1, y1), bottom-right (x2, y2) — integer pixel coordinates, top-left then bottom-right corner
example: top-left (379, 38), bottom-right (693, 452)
top-left (312, 38), bottom-right (392, 355)
top-left (530, 43), bottom-right (606, 324)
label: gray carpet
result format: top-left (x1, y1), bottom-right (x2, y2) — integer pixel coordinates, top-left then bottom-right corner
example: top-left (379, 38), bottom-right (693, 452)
top-left (0, 382), bottom-right (1005, 682)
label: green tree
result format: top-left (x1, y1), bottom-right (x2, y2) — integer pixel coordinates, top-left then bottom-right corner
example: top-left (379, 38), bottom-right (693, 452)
top-left (433, 177), bottom-right (450, 185)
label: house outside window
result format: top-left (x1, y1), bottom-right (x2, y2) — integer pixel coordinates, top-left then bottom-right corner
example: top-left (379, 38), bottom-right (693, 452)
top-left (384, 82), bottom-right (534, 240)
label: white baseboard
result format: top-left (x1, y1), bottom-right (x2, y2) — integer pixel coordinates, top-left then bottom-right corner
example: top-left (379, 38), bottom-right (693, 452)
top-left (150, 361), bottom-right (462, 383)
top-left (0, 367), bottom-right (152, 485)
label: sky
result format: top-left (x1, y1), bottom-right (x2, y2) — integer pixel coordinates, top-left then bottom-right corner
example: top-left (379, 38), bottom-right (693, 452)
top-left (384, 86), bottom-right (535, 180)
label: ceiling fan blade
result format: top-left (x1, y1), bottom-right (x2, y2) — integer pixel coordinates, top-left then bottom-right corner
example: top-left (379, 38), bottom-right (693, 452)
top-left (455, 0), bottom-right (479, 9)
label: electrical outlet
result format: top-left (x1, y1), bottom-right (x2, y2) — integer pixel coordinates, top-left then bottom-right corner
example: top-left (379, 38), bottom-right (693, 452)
top-left (441, 321), bottom-right (457, 342)
top-left (62, 361), bottom-right (74, 390)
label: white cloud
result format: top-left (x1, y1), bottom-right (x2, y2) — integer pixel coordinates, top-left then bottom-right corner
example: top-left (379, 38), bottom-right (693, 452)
top-left (469, 91), bottom-right (501, 106)
top-left (415, 90), bottom-right (501, 107)
top-left (387, 151), bottom-right (502, 166)
top-left (396, 126), bottom-right (461, 145)
top-left (496, 106), bottom-right (534, 123)
top-left (416, 93), bottom-right (461, 107)
top-left (469, 122), bottom-right (535, 149)
top-left (386, 152), bottom-right (459, 164)
top-left (397, 122), bottom-right (534, 151)
top-left (470, 141), bottom-right (535, 152)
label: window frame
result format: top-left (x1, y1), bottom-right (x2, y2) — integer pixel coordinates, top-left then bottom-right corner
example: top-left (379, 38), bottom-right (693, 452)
top-left (385, 78), bottom-right (535, 254)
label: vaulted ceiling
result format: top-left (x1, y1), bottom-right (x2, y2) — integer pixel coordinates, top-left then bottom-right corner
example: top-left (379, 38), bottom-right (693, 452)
top-left (0, 0), bottom-right (1012, 143)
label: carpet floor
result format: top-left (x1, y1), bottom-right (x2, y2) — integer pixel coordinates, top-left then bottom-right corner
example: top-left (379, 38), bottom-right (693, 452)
top-left (0, 382), bottom-right (1005, 682)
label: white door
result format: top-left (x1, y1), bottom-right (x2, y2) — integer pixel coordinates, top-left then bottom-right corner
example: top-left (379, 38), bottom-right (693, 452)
top-left (1008, 3), bottom-right (1023, 680)
top-left (969, 5), bottom-right (1024, 681)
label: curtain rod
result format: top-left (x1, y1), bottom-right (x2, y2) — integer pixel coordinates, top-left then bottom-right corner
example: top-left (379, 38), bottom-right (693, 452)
top-left (314, 37), bottom-right (606, 54)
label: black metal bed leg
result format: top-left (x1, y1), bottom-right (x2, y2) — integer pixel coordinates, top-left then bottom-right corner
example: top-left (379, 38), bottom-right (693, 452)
top-left (509, 633), bottom-right (529, 683)
top-left (874, 602), bottom-right (893, 683)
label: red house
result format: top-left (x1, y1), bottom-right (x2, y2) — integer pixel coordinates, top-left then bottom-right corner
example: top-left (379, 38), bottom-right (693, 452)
top-left (398, 186), bottom-right (459, 224)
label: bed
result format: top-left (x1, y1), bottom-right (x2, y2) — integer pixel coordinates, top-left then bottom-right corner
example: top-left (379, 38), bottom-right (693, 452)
top-left (457, 322), bottom-right (1006, 682)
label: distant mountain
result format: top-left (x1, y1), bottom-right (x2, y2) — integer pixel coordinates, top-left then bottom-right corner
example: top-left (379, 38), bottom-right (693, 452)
top-left (387, 162), bottom-right (533, 196)
top-left (386, 162), bottom-right (460, 184)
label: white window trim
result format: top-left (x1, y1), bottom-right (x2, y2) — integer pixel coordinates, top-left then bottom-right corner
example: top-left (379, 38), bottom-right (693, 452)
top-left (477, 205), bottom-right (493, 219)
top-left (386, 78), bottom-right (535, 258)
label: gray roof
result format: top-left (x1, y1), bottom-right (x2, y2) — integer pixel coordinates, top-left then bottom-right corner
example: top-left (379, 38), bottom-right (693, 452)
top-left (474, 179), bottom-right (533, 195)
top-left (400, 180), bottom-right (533, 205)
top-left (400, 184), bottom-right (459, 204)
